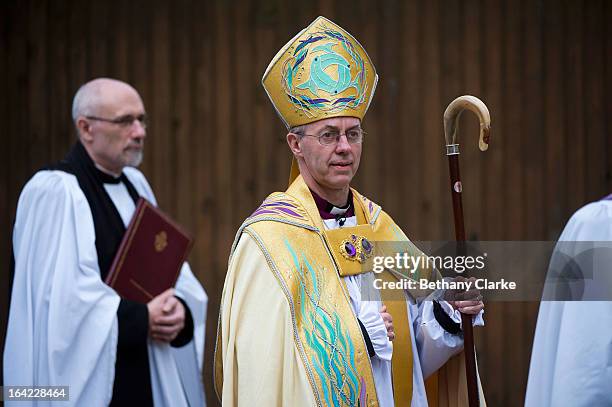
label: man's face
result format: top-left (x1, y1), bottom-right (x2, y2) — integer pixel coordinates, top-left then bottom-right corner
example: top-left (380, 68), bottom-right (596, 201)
top-left (81, 84), bottom-right (146, 174)
top-left (293, 117), bottom-right (362, 193)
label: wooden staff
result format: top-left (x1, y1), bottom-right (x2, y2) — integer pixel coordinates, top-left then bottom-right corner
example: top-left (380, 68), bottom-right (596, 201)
top-left (443, 95), bottom-right (490, 407)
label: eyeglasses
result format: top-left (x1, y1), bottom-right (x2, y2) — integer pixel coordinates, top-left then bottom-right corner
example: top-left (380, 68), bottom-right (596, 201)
top-left (86, 114), bottom-right (147, 129)
top-left (298, 129), bottom-right (365, 146)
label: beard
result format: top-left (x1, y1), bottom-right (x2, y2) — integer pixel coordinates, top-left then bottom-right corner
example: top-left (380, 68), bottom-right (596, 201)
top-left (125, 148), bottom-right (144, 168)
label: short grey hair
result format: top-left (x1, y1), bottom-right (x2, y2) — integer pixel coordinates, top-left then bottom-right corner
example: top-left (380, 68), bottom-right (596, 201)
top-left (288, 124), bottom-right (306, 137)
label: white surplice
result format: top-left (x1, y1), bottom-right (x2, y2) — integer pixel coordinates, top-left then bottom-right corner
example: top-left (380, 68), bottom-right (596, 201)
top-left (525, 199), bottom-right (612, 407)
top-left (4, 167), bottom-right (207, 407)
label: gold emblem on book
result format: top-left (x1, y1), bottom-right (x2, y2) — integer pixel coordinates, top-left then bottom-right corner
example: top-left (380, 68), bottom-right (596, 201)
top-left (155, 231), bottom-right (168, 252)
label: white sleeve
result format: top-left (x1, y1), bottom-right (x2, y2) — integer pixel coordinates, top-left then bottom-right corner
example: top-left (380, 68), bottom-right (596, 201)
top-left (412, 299), bottom-right (484, 378)
top-left (345, 275), bottom-right (392, 361)
top-left (357, 299), bottom-right (393, 361)
top-left (4, 171), bottom-right (120, 406)
top-left (525, 201), bottom-right (612, 407)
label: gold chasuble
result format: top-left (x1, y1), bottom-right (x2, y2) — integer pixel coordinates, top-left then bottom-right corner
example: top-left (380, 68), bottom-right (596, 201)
top-left (215, 176), bottom-right (485, 406)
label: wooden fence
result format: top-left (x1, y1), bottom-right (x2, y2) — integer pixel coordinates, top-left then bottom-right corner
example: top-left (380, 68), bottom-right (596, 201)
top-left (1, 0), bottom-right (610, 405)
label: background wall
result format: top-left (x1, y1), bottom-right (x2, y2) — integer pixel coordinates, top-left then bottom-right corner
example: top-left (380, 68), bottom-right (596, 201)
top-left (1, 0), bottom-right (610, 405)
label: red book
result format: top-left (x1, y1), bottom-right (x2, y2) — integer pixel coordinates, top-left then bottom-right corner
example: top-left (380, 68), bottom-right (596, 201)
top-left (105, 198), bottom-right (194, 304)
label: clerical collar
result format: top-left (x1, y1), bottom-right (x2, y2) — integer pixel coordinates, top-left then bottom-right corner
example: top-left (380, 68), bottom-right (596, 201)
top-left (94, 164), bottom-right (123, 184)
top-left (310, 189), bottom-right (355, 220)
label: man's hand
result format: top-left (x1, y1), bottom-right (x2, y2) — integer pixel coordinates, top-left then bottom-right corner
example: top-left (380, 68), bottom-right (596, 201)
top-left (147, 288), bottom-right (185, 343)
top-left (380, 305), bottom-right (395, 341)
top-left (445, 276), bottom-right (485, 315)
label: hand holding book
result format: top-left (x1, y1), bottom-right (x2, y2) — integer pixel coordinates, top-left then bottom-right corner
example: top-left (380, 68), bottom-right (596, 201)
top-left (147, 288), bottom-right (185, 342)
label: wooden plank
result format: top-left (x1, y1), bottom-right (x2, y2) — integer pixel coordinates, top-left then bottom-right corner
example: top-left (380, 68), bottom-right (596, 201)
top-left (502, 0), bottom-right (527, 403)
top-left (207, 6), bottom-right (238, 401)
top-left (420, 0), bottom-right (442, 240)
top-left (275, 0), bottom-right (293, 192)
top-left (171, 0), bottom-right (193, 228)
top-left (67, 0), bottom-right (88, 94)
top-left (607, 0), bottom-right (612, 194)
top-left (399, 0), bottom-right (422, 237)
top-left (88, 0), bottom-right (109, 77)
top-left (128, 0), bottom-right (152, 186)
top-left (109, 0), bottom-right (129, 80)
top-left (354, 0), bottom-right (381, 204)
top-left (189, 1), bottom-right (217, 402)
top-left (482, 1), bottom-right (504, 242)
top-left (27, 0), bottom-right (48, 170)
top-left (5, 0), bottom-right (29, 238)
top-left (333, 0), bottom-right (358, 28)
top-left (461, 0), bottom-right (489, 379)
top-left (461, 0), bottom-right (484, 242)
top-left (481, 0), bottom-right (505, 404)
top-left (65, 0), bottom-right (87, 171)
top-left (213, 0), bottom-right (234, 282)
top-left (316, 0), bottom-right (335, 21)
top-left (439, 0), bottom-right (462, 240)
top-left (521, 2), bottom-right (547, 406)
top-left (565, 0), bottom-right (586, 213)
top-left (584, 0), bottom-right (606, 201)
top-left (523, 0), bottom-right (545, 240)
top-left (482, 300), bottom-right (503, 407)
top-left (253, 7), bottom-right (276, 202)
top-left (190, 0), bottom-right (214, 279)
top-left (0, 0), bottom-right (10, 382)
top-left (233, 0), bottom-right (256, 223)
top-left (505, 3), bottom-right (525, 233)
top-left (0, 2), bottom-right (610, 403)
top-left (47, 0), bottom-right (70, 159)
top-left (379, 0), bottom-right (401, 214)
top-left (149, 0), bottom-right (171, 211)
top-left (543, 0), bottom-right (567, 238)
top-left (3, 3), bottom-right (30, 389)
top-left (521, 299), bottom-right (541, 406)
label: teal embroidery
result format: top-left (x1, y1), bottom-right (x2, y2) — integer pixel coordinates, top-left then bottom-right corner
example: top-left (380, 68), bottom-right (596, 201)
top-left (284, 239), bottom-right (365, 406)
top-left (297, 43), bottom-right (358, 97)
top-left (282, 22), bottom-right (368, 119)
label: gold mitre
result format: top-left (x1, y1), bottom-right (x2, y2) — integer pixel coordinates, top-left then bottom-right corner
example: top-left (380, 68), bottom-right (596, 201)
top-left (262, 16), bottom-right (378, 129)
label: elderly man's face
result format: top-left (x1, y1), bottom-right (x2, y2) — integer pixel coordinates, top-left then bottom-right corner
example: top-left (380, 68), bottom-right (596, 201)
top-left (81, 83), bottom-right (146, 174)
top-left (295, 117), bottom-right (362, 193)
